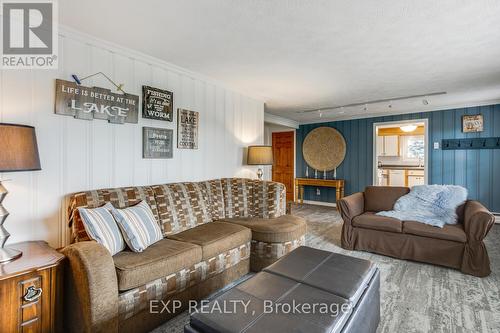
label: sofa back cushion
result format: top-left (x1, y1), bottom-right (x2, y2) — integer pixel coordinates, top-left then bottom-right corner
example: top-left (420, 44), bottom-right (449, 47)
top-left (253, 180), bottom-right (287, 218)
top-left (152, 182), bottom-right (212, 236)
top-left (199, 179), bottom-right (226, 220)
top-left (69, 186), bottom-right (160, 242)
top-left (364, 186), bottom-right (410, 212)
top-left (69, 178), bottom-right (288, 243)
top-left (221, 178), bottom-right (254, 218)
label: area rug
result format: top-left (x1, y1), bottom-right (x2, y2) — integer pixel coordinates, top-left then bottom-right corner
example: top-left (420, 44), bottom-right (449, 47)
top-left (152, 204), bottom-right (500, 333)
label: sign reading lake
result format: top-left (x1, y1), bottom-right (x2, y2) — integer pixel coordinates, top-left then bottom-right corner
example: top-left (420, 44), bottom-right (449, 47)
top-left (54, 79), bottom-right (139, 124)
top-left (177, 108), bottom-right (199, 149)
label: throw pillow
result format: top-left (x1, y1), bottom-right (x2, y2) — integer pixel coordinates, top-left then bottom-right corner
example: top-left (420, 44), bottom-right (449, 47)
top-left (110, 200), bottom-right (163, 252)
top-left (77, 202), bottom-right (125, 255)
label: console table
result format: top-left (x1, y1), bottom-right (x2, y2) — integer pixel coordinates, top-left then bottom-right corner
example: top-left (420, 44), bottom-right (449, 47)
top-left (295, 178), bottom-right (345, 209)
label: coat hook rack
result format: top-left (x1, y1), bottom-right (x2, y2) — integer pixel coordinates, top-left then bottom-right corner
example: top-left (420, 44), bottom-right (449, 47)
top-left (442, 137), bottom-right (500, 150)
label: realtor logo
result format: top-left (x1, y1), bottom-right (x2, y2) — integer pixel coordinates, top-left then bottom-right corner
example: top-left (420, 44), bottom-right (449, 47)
top-left (1, 0), bottom-right (58, 69)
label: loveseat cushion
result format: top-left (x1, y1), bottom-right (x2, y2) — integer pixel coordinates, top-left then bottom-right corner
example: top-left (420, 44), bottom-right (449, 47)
top-left (113, 238), bottom-right (201, 291)
top-left (403, 221), bottom-right (467, 243)
top-left (221, 215), bottom-right (306, 243)
top-left (352, 212), bottom-right (402, 233)
top-left (167, 221), bottom-right (251, 260)
top-left (364, 186), bottom-right (409, 212)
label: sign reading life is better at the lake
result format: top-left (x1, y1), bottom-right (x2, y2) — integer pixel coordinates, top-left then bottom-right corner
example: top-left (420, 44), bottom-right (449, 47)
top-left (177, 108), bottom-right (199, 149)
top-left (142, 86), bottom-right (173, 121)
top-left (55, 79), bottom-right (139, 124)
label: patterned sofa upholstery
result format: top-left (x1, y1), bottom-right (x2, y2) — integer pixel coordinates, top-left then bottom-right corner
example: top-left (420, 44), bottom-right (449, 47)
top-left (63, 178), bottom-right (306, 333)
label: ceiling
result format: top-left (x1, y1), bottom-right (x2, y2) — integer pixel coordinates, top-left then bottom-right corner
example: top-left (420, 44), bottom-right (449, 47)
top-left (60, 0), bottom-right (500, 123)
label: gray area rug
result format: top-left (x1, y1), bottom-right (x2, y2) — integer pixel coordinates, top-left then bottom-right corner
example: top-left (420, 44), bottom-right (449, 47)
top-left (152, 204), bottom-right (500, 333)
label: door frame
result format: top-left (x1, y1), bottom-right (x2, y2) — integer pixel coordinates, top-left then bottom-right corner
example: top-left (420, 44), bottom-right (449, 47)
top-left (372, 118), bottom-right (429, 186)
top-left (271, 130), bottom-right (296, 201)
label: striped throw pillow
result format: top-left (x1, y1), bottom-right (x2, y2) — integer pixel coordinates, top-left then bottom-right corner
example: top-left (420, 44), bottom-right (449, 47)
top-left (78, 203), bottom-right (125, 255)
top-left (110, 201), bottom-right (163, 252)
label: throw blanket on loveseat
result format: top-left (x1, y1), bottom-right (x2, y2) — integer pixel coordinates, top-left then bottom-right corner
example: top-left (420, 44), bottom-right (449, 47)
top-left (376, 185), bottom-right (468, 228)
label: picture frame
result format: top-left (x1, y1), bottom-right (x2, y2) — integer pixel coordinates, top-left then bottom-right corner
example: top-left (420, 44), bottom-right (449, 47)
top-left (177, 108), bottom-right (199, 149)
top-left (142, 127), bottom-right (173, 159)
top-left (462, 114), bottom-right (484, 133)
top-left (142, 86), bottom-right (173, 121)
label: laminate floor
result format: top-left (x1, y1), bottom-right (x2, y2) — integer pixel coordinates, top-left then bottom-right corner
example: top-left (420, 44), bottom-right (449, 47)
top-left (153, 204), bottom-right (500, 333)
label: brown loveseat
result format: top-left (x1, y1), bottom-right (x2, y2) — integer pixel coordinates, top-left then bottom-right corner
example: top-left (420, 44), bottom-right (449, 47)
top-left (338, 186), bottom-right (495, 277)
top-left (62, 178), bottom-right (306, 333)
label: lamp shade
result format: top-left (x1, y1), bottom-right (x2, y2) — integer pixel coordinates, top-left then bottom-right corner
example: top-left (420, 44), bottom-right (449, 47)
top-left (0, 123), bottom-right (41, 172)
top-left (247, 145), bottom-right (273, 165)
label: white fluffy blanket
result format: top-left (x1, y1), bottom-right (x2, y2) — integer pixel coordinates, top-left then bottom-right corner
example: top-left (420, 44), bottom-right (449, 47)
top-left (376, 185), bottom-right (468, 228)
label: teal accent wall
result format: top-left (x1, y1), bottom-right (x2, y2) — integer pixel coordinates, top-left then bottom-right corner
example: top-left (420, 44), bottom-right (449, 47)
top-left (296, 104), bottom-right (500, 213)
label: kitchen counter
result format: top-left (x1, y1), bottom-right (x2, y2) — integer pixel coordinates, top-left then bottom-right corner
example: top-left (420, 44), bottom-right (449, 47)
top-left (378, 165), bottom-right (424, 170)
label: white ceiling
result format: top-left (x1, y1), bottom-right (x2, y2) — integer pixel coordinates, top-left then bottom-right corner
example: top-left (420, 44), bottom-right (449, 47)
top-left (60, 0), bottom-right (500, 123)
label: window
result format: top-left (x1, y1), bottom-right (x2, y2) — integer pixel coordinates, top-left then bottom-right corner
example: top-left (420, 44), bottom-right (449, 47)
top-left (402, 135), bottom-right (424, 160)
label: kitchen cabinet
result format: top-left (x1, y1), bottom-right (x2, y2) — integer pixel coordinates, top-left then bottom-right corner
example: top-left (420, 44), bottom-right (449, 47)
top-left (408, 176), bottom-right (425, 187)
top-left (384, 135), bottom-right (399, 156)
top-left (407, 169), bottom-right (425, 187)
top-left (388, 169), bottom-right (405, 186)
top-left (377, 135), bottom-right (399, 157)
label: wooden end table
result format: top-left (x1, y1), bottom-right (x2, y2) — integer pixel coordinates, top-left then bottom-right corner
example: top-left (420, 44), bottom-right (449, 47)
top-left (0, 241), bottom-right (64, 333)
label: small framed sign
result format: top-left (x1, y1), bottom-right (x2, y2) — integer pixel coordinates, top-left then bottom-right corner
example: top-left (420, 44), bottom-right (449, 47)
top-left (142, 86), bottom-right (173, 121)
top-left (462, 114), bottom-right (484, 133)
top-left (177, 108), bottom-right (199, 149)
top-left (143, 127), bottom-right (173, 159)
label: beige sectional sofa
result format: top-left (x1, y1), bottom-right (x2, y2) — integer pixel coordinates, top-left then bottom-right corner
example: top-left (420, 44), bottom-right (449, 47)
top-left (62, 178), bottom-right (306, 333)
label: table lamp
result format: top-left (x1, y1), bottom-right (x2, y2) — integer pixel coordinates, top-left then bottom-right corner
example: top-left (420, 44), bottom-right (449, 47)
top-left (0, 124), bottom-right (41, 262)
top-left (247, 145), bottom-right (273, 180)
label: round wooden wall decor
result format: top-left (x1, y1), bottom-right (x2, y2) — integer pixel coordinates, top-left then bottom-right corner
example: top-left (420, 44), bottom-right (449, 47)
top-left (302, 127), bottom-right (346, 171)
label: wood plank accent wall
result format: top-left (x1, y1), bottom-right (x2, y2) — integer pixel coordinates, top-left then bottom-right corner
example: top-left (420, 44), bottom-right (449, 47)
top-left (296, 104), bottom-right (500, 213)
top-left (0, 28), bottom-right (264, 248)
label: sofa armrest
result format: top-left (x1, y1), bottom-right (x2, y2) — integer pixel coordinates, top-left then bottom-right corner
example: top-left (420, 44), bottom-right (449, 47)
top-left (253, 180), bottom-right (287, 218)
top-left (338, 192), bottom-right (365, 225)
top-left (338, 192), bottom-right (364, 250)
top-left (463, 200), bottom-right (495, 242)
top-left (61, 241), bottom-right (119, 333)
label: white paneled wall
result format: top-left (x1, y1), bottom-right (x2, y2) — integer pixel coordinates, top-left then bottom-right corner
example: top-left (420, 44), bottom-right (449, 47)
top-left (0, 28), bottom-right (264, 248)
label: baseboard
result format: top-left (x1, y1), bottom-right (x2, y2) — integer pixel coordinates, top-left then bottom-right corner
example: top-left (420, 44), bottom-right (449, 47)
top-left (301, 200), bottom-right (337, 208)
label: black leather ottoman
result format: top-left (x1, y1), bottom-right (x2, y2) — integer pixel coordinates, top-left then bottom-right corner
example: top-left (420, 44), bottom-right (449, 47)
top-left (185, 246), bottom-right (380, 333)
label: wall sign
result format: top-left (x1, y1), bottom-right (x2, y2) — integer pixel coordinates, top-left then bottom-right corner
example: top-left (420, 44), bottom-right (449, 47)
top-left (177, 108), bottom-right (199, 149)
top-left (142, 86), bottom-right (173, 121)
top-left (143, 127), bottom-right (173, 159)
top-left (462, 114), bottom-right (484, 133)
top-left (55, 79), bottom-right (139, 124)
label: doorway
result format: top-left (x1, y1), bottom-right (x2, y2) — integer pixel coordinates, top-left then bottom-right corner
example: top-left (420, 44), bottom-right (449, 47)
top-left (272, 131), bottom-right (295, 202)
top-left (373, 119), bottom-right (428, 187)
